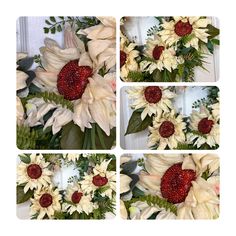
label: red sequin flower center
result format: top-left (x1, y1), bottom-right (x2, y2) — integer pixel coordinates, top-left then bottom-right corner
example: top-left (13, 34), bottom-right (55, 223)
top-left (152, 45), bottom-right (165, 60)
top-left (120, 50), bottom-right (127, 68)
top-left (161, 163), bottom-right (196, 204)
top-left (27, 164), bottom-right (42, 179)
top-left (92, 174), bottom-right (108, 187)
top-left (174, 20), bottom-right (193, 37)
top-left (159, 121), bottom-right (175, 138)
top-left (39, 193), bottom-right (53, 208)
top-left (144, 86), bottom-right (162, 104)
top-left (71, 191), bottom-right (83, 204)
top-left (57, 60), bottom-right (93, 101)
top-left (198, 118), bottom-right (214, 134)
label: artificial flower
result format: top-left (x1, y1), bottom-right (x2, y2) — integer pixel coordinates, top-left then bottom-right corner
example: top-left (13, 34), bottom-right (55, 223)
top-left (140, 35), bottom-right (183, 73)
top-left (127, 86), bottom-right (175, 120)
top-left (30, 186), bottom-right (62, 219)
top-left (63, 153), bottom-right (80, 162)
top-left (133, 154), bottom-right (219, 219)
top-left (159, 17), bottom-right (210, 50)
top-left (148, 110), bottom-right (186, 149)
top-left (17, 154), bottom-right (53, 193)
top-left (80, 159), bottom-right (116, 199)
top-left (26, 24), bottom-right (116, 136)
top-left (187, 106), bottom-right (219, 148)
top-left (63, 183), bottom-right (97, 215)
top-left (120, 32), bottom-right (139, 81)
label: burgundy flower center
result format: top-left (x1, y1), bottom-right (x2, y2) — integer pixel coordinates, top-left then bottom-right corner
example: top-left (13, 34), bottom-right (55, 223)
top-left (120, 50), bottom-right (127, 68)
top-left (26, 164), bottom-right (42, 179)
top-left (144, 86), bottom-right (162, 103)
top-left (92, 174), bottom-right (108, 187)
top-left (152, 45), bottom-right (165, 60)
top-left (174, 20), bottom-right (193, 37)
top-left (71, 191), bottom-right (83, 204)
top-left (57, 60), bottom-right (93, 101)
top-left (198, 118), bottom-right (214, 134)
top-left (161, 163), bottom-right (196, 204)
top-left (159, 121), bottom-right (175, 138)
top-left (39, 193), bottom-right (53, 208)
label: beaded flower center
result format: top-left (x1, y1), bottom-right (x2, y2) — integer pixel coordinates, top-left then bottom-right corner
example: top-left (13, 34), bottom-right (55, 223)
top-left (198, 118), bottom-right (214, 134)
top-left (39, 193), bottom-right (53, 208)
top-left (27, 164), bottom-right (42, 179)
top-left (92, 174), bottom-right (108, 187)
top-left (152, 45), bottom-right (165, 60)
top-left (71, 191), bottom-right (83, 204)
top-left (174, 20), bottom-right (193, 37)
top-left (144, 86), bottom-right (162, 104)
top-left (159, 121), bottom-right (175, 138)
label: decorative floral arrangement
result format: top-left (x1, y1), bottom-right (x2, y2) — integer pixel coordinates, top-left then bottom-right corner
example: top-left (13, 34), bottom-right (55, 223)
top-left (120, 154), bottom-right (219, 219)
top-left (120, 16), bottom-right (219, 82)
top-left (17, 153), bottom-right (116, 219)
top-left (16, 16), bottom-right (116, 150)
top-left (125, 86), bottom-right (219, 150)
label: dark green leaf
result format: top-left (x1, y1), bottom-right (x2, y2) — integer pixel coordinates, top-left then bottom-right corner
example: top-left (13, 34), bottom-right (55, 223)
top-left (206, 40), bottom-right (214, 54)
top-left (49, 16), bottom-right (56, 22)
top-left (50, 27), bottom-right (56, 34)
top-left (17, 57), bottom-right (34, 71)
top-left (57, 24), bottom-right (62, 32)
top-left (17, 186), bottom-right (34, 204)
top-left (207, 24), bottom-right (220, 39)
top-left (121, 161), bottom-right (137, 175)
top-left (54, 211), bottom-right (66, 219)
top-left (152, 69), bottom-right (162, 82)
top-left (125, 110), bottom-right (152, 135)
top-left (60, 122), bottom-right (84, 149)
top-left (71, 211), bottom-right (80, 219)
top-left (25, 71), bottom-right (36, 86)
top-left (211, 38), bottom-right (220, 45)
top-left (95, 126), bottom-right (116, 149)
top-left (45, 20), bottom-right (52, 25)
top-left (43, 27), bottom-right (49, 34)
top-left (132, 186), bottom-right (145, 197)
top-left (19, 154), bottom-right (31, 164)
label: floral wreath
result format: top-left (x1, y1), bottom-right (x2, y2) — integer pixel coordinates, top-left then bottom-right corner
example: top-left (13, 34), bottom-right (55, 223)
top-left (120, 16), bottom-right (219, 82)
top-left (120, 154), bottom-right (219, 219)
top-left (16, 16), bottom-right (116, 150)
top-left (125, 86), bottom-right (219, 150)
top-left (17, 153), bottom-right (116, 219)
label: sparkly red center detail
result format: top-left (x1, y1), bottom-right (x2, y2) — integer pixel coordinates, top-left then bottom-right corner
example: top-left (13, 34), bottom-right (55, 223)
top-left (39, 193), bottom-right (53, 208)
top-left (120, 50), bottom-right (127, 68)
top-left (161, 163), bottom-right (196, 204)
top-left (152, 46), bottom-right (165, 60)
top-left (198, 118), bottom-right (214, 134)
top-left (71, 191), bottom-right (83, 204)
top-left (26, 164), bottom-right (42, 179)
top-left (92, 174), bottom-right (108, 187)
top-left (159, 121), bottom-right (175, 138)
top-left (174, 20), bottom-right (193, 37)
top-left (144, 86), bottom-right (162, 103)
top-left (57, 60), bottom-right (93, 101)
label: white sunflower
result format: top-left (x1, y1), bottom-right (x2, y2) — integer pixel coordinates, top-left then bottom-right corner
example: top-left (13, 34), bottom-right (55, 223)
top-left (63, 153), bottom-right (80, 162)
top-left (17, 154), bottom-right (53, 193)
top-left (187, 106), bottom-right (219, 148)
top-left (63, 183), bottom-right (97, 215)
top-left (127, 86), bottom-right (175, 120)
top-left (30, 186), bottom-right (62, 219)
top-left (26, 24), bottom-right (116, 136)
top-left (120, 32), bottom-right (139, 81)
top-left (148, 110), bottom-right (186, 149)
top-left (130, 154), bottom-right (219, 219)
top-left (159, 16), bottom-right (210, 50)
top-left (80, 159), bottom-right (116, 199)
top-left (140, 35), bottom-right (183, 73)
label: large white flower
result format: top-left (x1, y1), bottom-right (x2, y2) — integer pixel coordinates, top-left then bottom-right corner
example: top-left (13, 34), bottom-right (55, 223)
top-left (17, 154), bottom-right (53, 193)
top-left (120, 32), bottom-right (139, 81)
top-left (63, 183), bottom-right (97, 215)
top-left (140, 35), bottom-right (182, 73)
top-left (26, 25), bottom-right (116, 136)
top-left (127, 86), bottom-right (175, 120)
top-left (148, 110), bottom-right (186, 149)
top-left (132, 154), bottom-right (219, 219)
top-left (78, 17), bottom-right (116, 71)
top-left (80, 159), bottom-right (116, 199)
top-left (159, 17), bottom-right (210, 50)
top-left (187, 106), bottom-right (219, 148)
top-left (30, 186), bottom-right (62, 219)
